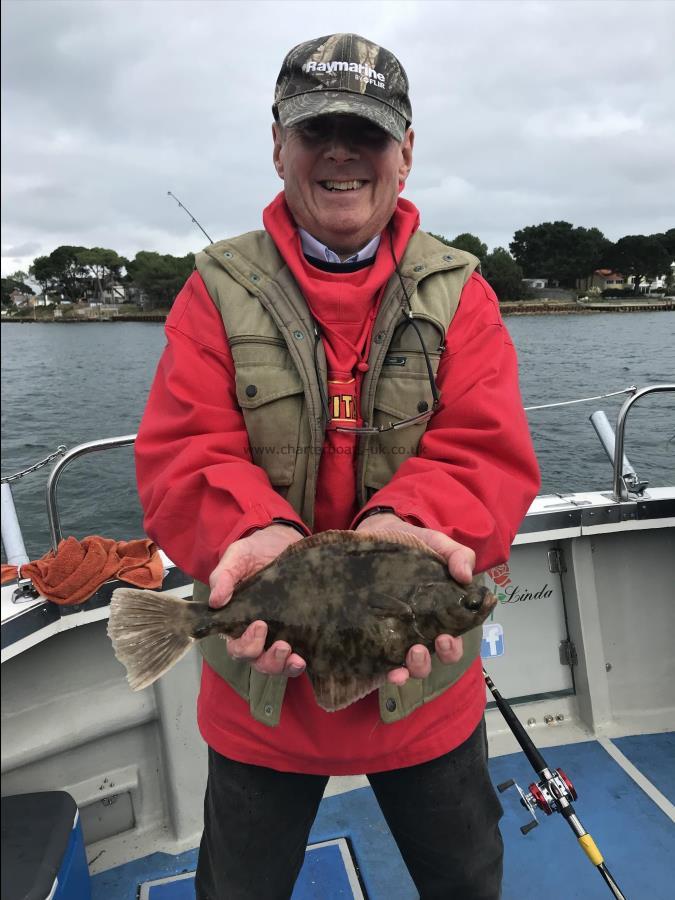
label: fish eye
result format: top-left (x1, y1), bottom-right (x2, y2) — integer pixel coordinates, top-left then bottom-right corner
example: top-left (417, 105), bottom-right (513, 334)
top-left (463, 593), bottom-right (483, 611)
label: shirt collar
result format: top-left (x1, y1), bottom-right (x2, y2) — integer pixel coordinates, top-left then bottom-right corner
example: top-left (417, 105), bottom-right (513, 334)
top-left (298, 228), bottom-right (381, 265)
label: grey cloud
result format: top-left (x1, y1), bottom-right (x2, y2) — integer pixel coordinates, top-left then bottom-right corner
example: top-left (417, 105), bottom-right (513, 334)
top-left (1, 241), bottom-right (42, 258)
top-left (2, 0), bottom-right (673, 277)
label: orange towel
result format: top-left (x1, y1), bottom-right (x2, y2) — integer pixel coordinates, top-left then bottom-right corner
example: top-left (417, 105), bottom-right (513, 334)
top-left (0, 536), bottom-right (164, 605)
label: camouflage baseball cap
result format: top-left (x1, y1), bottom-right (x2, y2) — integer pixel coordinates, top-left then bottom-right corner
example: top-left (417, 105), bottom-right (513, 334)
top-left (273, 33), bottom-right (412, 142)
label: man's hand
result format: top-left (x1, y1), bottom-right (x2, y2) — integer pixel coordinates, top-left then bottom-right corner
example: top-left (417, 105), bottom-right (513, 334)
top-left (209, 524), bottom-right (307, 678)
top-left (356, 512), bottom-right (475, 687)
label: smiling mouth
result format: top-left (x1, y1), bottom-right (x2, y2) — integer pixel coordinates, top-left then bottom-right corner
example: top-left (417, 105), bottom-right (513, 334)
top-left (319, 180), bottom-right (366, 192)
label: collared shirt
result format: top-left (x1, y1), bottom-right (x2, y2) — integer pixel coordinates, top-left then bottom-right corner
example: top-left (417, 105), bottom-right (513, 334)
top-left (298, 228), bottom-right (381, 264)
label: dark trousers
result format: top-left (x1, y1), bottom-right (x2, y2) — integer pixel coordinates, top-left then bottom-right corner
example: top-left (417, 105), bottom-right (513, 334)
top-left (195, 719), bottom-right (503, 900)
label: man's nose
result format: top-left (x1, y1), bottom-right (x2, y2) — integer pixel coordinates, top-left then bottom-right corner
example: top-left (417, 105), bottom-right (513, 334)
top-left (323, 134), bottom-right (359, 163)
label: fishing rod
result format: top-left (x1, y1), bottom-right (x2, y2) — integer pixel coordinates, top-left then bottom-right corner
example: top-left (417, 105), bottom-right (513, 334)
top-left (167, 191), bottom-right (213, 244)
top-left (484, 668), bottom-right (628, 899)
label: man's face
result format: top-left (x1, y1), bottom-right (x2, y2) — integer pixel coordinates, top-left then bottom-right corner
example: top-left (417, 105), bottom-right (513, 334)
top-left (272, 114), bottom-right (414, 256)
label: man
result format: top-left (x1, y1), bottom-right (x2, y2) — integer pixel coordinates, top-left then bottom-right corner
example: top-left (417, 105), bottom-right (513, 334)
top-left (135, 33), bottom-right (540, 899)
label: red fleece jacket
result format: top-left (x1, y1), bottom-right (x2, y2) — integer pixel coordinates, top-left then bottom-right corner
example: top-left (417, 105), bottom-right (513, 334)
top-left (134, 197), bottom-right (540, 775)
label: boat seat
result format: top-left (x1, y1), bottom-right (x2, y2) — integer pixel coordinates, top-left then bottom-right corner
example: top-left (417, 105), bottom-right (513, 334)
top-left (1, 791), bottom-right (91, 900)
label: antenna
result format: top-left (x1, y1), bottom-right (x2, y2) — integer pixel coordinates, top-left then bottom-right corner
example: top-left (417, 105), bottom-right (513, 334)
top-left (167, 191), bottom-right (213, 244)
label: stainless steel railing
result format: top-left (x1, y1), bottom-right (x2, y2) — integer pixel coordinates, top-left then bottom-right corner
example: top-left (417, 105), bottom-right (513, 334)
top-left (46, 434), bottom-right (137, 551)
top-left (609, 384), bottom-right (674, 501)
top-left (40, 383), bottom-right (675, 550)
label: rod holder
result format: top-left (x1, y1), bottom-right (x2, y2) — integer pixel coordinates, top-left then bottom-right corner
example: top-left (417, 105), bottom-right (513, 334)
top-left (1, 482), bottom-right (30, 567)
top-left (589, 410), bottom-right (638, 480)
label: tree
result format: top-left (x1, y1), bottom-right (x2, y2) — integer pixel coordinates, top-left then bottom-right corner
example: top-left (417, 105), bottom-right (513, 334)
top-left (1, 273), bottom-right (33, 306)
top-left (428, 231), bottom-right (488, 265)
top-left (653, 228), bottom-right (675, 260)
top-left (449, 233), bottom-right (488, 265)
top-left (29, 245), bottom-right (88, 302)
top-left (483, 248), bottom-right (526, 301)
top-left (510, 221), bottom-right (612, 288)
top-left (125, 251), bottom-right (195, 309)
top-left (77, 247), bottom-right (127, 301)
top-left (610, 235), bottom-right (672, 294)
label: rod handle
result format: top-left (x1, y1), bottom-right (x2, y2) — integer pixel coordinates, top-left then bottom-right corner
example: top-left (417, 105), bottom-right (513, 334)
top-left (579, 834), bottom-right (604, 866)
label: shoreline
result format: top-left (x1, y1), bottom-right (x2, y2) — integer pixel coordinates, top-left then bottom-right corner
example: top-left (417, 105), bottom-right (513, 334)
top-left (2, 302), bottom-right (673, 323)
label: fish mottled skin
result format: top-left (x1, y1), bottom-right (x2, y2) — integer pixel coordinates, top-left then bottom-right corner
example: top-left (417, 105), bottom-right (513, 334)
top-left (108, 530), bottom-right (497, 711)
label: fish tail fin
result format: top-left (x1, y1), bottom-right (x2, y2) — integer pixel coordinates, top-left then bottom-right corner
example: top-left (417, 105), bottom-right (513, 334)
top-left (108, 588), bottom-right (199, 691)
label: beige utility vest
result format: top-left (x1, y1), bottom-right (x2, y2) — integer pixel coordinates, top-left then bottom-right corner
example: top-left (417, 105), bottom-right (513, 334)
top-left (193, 229), bottom-right (481, 726)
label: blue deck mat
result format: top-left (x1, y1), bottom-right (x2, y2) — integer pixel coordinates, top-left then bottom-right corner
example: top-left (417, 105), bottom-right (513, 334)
top-left (133, 841), bottom-right (361, 899)
top-left (613, 732), bottom-right (675, 806)
top-left (92, 737), bottom-right (675, 900)
top-left (490, 738), bottom-right (675, 900)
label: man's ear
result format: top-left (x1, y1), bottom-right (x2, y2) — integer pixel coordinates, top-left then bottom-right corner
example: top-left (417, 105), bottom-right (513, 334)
top-left (272, 122), bottom-right (284, 179)
top-left (398, 128), bottom-right (414, 184)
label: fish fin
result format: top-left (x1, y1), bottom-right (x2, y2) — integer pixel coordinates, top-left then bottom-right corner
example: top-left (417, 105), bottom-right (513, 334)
top-left (108, 588), bottom-right (199, 691)
top-left (352, 528), bottom-right (446, 562)
top-left (368, 592), bottom-right (414, 619)
top-left (268, 529), bottom-right (445, 566)
top-left (309, 671), bottom-right (387, 712)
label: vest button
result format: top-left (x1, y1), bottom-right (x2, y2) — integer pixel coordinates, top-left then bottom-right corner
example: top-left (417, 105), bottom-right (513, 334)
top-left (374, 332), bottom-right (385, 343)
top-left (417, 400), bottom-right (429, 413)
top-left (245, 384), bottom-right (258, 398)
top-left (443, 254), bottom-right (454, 261)
top-left (264, 704), bottom-right (273, 716)
top-left (386, 698), bottom-right (397, 712)
top-left (413, 264), bottom-right (425, 272)
top-left (250, 273), bottom-right (260, 282)
top-left (223, 251), bottom-right (233, 259)
top-left (293, 330), bottom-right (304, 340)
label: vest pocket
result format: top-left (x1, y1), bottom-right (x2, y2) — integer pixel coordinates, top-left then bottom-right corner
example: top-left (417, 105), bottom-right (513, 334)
top-left (234, 363), bottom-right (304, 487)
top-left (364, 351), bottom-right (441, 491)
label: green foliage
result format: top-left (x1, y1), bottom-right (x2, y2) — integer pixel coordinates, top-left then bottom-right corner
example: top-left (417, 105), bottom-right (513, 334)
top-left (29, 245), bottom-right (87, 301)
top-left (483, 248), bottom-right (526, 301)
top-left (610, 234), bottom-right (672, 294)
top-left (77, 247), bottom-right (128, 300)
top-left (1, 273), bottom-right (33, 306)
top-left (510, 221), bottom-right (612, 288)
top-left (428, 232), bottom-right (488, 264)
top-left (125, 251), bottom-right (195, 309)
top-left (427, 232), bottom-right (452, 246)
top-left (449, 233), bottom-right (488, 264)
top-left (653, 228), bottom-right (675, 259)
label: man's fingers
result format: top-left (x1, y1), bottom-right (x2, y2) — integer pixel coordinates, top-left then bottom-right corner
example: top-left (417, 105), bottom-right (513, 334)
top-left (227, 621), bottom-right (267, 659)
top-left (209, 571), bottom-right (237, 608)
top-left (285, 652), bottom-right (307, 677)
top-left (446, 545), bottom-right (475, 584)
top-left (387, 667), bottom-right (410, 686)
top-left (209, 546), bottom-right (246, 607)
top-left (252, 643), bottom-right (307, 676)
top-left (406, 645), bottom-right (432, 679)
top-left (436, 634), bottom-right (464, 664)
top-left (387, 645), bottom-right (431, 685)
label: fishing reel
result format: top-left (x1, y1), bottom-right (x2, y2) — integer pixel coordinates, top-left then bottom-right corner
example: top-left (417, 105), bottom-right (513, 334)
top-left (497, 768), bottom-right (577, 835)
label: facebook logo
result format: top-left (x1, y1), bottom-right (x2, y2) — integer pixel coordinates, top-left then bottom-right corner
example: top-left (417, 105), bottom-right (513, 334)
top-left (481, 624), bottom-right (504, 658)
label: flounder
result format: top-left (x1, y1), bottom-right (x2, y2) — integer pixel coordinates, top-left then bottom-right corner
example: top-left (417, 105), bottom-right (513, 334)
top-left (108, 529), bottom-right (497, 712)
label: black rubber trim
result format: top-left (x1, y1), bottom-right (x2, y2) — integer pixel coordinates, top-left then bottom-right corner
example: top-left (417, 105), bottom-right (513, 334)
top-left (517, 510), bottom-right (581, 534)
top-left (518, 495), bottom-right (674, 535)
top-left (636, 496), bottom-right (675, 520)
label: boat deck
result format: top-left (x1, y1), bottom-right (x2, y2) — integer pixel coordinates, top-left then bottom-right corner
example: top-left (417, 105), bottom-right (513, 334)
top-left (91, 731), bottom-right (675, 900)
